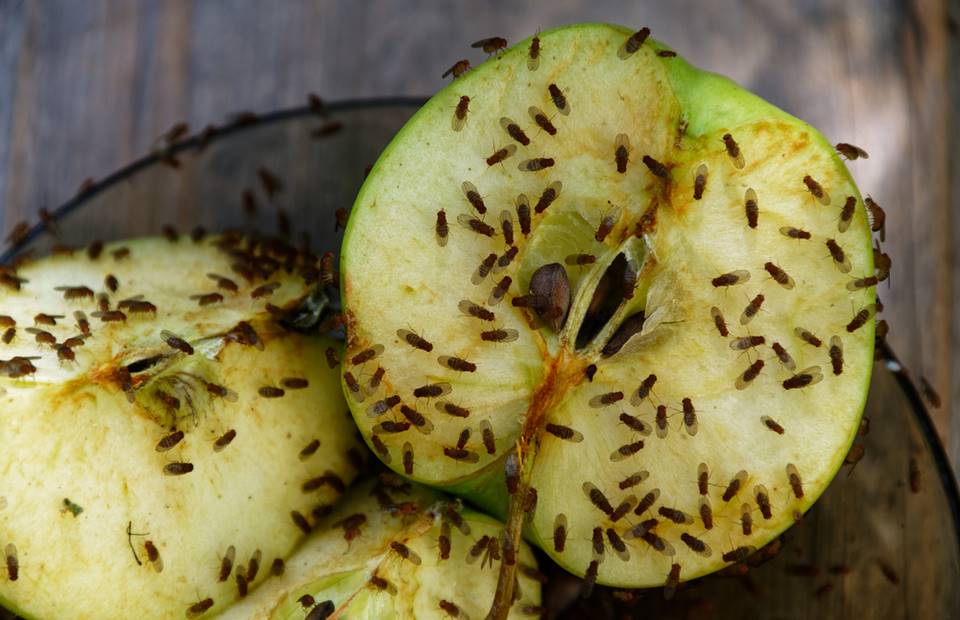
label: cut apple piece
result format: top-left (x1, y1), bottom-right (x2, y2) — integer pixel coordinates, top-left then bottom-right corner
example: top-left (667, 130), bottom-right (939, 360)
top-left (341, 21), bottom-right (877, 610)
top-left (0, 235), bottom-right (361, 619)
top-left (221, 476), bottom-right (542, 619)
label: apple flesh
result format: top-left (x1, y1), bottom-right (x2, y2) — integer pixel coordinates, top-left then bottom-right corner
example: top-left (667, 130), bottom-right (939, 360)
top-left (341, 22), bottom-right (878, 606)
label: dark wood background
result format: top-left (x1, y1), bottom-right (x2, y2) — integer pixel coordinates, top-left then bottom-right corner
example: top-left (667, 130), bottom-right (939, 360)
top-left (0, 0), bottom-right (958, 480)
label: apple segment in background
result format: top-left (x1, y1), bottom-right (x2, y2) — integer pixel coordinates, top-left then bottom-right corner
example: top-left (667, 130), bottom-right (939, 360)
top-left (0, 235), bottom-right (361, 619)
top-left (221, 477), bottom-right (542, 619)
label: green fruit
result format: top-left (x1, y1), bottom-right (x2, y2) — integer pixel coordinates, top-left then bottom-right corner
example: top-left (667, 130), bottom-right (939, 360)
top-left (220, 476), bottom-right (542, 619)
top-left (341, 21), bottom-right (876, 606)
top-left (0, 236), bottom-right (361, 619)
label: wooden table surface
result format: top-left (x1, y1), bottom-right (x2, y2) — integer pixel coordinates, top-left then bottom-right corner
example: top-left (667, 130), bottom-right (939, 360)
top-left (1, 0), bottom-right (958, 482)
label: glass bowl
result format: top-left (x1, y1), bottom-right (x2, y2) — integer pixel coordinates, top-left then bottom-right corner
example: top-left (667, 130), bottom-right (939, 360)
top-left (2, 99), bottom-right (958, 619)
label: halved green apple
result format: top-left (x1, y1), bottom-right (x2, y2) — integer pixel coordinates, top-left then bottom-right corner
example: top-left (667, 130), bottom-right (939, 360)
top-left (220, 476), bottom-right (542, 619)
top-left (341, 22), bottom-right (878, 611)
top-left (0, 235), bottom-right (361, 619)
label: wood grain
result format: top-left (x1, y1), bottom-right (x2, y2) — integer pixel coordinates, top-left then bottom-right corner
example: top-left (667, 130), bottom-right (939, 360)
top-left (0, 0), bottom-right (957, 477)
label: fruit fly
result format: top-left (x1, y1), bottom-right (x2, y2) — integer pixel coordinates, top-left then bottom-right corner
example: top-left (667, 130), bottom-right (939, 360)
top-left (655, 405), bottom-right (669, 438)
top-left (528, 105), bottom-right (556, 135)
top-left (786, 464), bottom-right (804, 498)
top-left (722, 546), bottom-right (752, 563)
top-left (619, 413), bottom-right (650, 436)
top-left (190, 292), bottom-right (223, 306)
top-left (711, 306), bottom-right (729, 336)
top-left (711, 269), bottom-right (750, 287)
top-left (634, 489), bottom-right (660, 516)
top-left (163, 462), bottom-right (194, 476)
top-left (722, 471), bottom-right (746, 502)
top-left (459, 299), bottom-right (495, 321)
top-left (729, 335), bottom-right (765, 350)
top-left (744, 188), bottom-right (758, 227)
top-left (413, 382), bottom-right (451, 399)
top-left (865, 196), bottom-right (886, 240)
top-left (499, 117), bottom-right (530, 146)
top-left (780, 226), bottom-right (811, 240)
top-left (762, 416), bottom-right (785, 435)
top-left (214, 429), bottom-right (237, 451)
top-left (258, 386), bottom-right (285, 398)
top-left (156, 430), bottom-right (184, 452)
top-left (351, 345), bottom-right (383, 366)
top-left (764, 262), bottom-right (795, 289)
top-left (534, 181), bottom-right (562, 213)
top-left (397, 329), bottom-right (433, 352)
top-left (187, 599), bottom-right (214, 617)
top-left (607, 528), bottom-right (629, 561)
top-left (693, 164), bottom-right (708, 200)
top-left (528, 33), bottom-right (541, 70)
top-left (472, 253), bottom-right (498, 285)
top-left (515, 194), bottom-right (531, 236)
top-left (803, 174), bottom-right (830, 205)
top-left (846, 275), bottom-right (878, 291)
top-left (499, 210), bottom-right (515, 245)
top-left (681, 533), bottom-right (707, 554)
top-left (700, 499), bottom-right (714, 529)
top-left (740, 505), bottom-right (753, 535)
top-left (620, 471), bottom-right (649, 490)
top-left (596, 205), bottom-right (620, 242)
top-left (795, 327), bottom-right (823, 347)
top-left (565, 253), bottom-right (596, 266)
top-left (740, 294), bottom-right (764, 325)
top-left (682, 398), bottom-right (697, 435)
top-left (829, 336), bottom-right (844, 375)
top-left (642, 155), bottom-right (669, 179)
top-left (460, 181), bottom-right (487, 215)
top-left (697, 463), bottom-right (709, 495)
top-left (55, 285), bottom-right (94, 301)
top-left (367, 395), bottom-right (401, 417)
top-left (547, 83), bottom-right (570, 115)
top-left (207, 273), bottom-right (238, 293)
top-left (839, 196), bottom-right (856, 233)
top-left (782, 366), bottom-right (823, 390)
top-left (518, 157), bottom-right (555, 172)
top-left (835, 142), bottom-right (869, 160)
top-left (583, 482), bottom-right (615, 515)
top-left (471, 36), bottom-right (507, 54)
top-left (755, 486), bottom-right (772, 518)
top-left (457, 214), bottom-right (495, 237)
top-left (590, 390), bottom-right (624, 407)
top-left (4, 543), bottom-right (17, 581)
top-left (618, 27), bottom-right (651, 59)
top-left (480, 328), bottom-right (518, 342)
top-left (442, 59), bottom-right (470, 79)
top-left (552, 514), bottom-right (567, 552)
top-left (825, 238), bottom-right (852, 273)
top-left (284, 514), bottom-right (320, 543)
top-left (614, 133), bottom-right (631, 173)
top-left (722, 133), bottom-right (745, 169)
top-left (485, 144), bottom-right (517, 166)
top-left (439, 599), bottom-right (463, 618)
top-left (435, 210), bottom-right (449, 247)
top-left (488, 276), bottom-right (511, 305)
top-left (735, 359), bottom-right (765, 390)
top-left (658, 506), bottom-right (692, 524)
top-left (845, 304), bottom-right (877, 332)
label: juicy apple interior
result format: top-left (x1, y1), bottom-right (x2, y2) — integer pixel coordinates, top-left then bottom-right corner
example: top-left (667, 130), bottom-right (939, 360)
top-left (341, 21), bottom-right (878, 605)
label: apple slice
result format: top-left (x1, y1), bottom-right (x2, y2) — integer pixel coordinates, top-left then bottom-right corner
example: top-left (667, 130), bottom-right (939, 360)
top-left (0, 235), bottom-right (361, 619)
top-left (341, 22), bottom-right (878, 611)
top-left (220, 476), bottom-right (542, 619)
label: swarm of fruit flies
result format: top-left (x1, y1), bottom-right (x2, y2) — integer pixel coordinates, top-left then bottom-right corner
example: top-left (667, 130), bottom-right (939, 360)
top-left (0, 20), bottom-right (912, 620)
